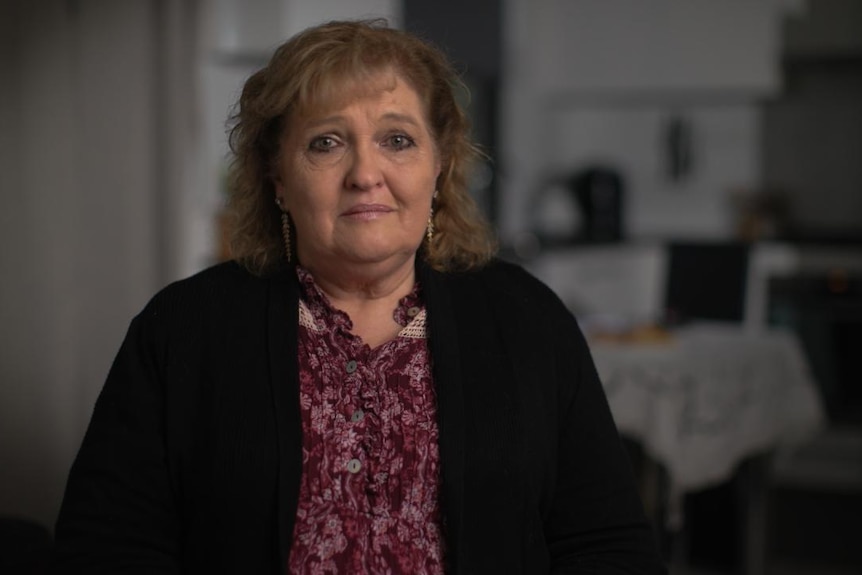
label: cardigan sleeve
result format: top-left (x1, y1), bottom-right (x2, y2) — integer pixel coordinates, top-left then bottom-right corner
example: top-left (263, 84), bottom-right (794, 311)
top-left (51, 308), bottom-right (182, 574)
top-left (545, 312), bottom-right (666, 574)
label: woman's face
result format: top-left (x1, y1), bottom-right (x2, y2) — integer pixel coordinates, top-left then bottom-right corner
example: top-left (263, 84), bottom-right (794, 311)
top-left (274, 73), bottom-right (441, 276)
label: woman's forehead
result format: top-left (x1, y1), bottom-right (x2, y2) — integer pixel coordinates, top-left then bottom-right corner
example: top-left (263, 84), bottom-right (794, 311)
top-left (293, 68), bottom-right (423, 121)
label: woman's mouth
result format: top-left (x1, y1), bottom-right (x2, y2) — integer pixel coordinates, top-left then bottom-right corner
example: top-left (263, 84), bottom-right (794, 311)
top-left (342, 204), bottom-right (394, 219)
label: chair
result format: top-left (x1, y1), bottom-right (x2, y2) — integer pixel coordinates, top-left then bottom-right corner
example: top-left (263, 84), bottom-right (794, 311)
top-left (663, 241), bottom-right (750, 324)
top-left (661, 241), bottom-right (751, 571)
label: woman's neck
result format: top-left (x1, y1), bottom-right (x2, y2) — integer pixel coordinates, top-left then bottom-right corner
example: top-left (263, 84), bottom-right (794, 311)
top-left (303, 256), bottom-right (417, 349)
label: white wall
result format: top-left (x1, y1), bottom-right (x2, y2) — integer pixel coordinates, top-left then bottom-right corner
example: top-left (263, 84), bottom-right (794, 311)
top-left (0, 0), bottom-right (198, 529)
top-left (542, 104), bottom-right (761, 239)
top-left (527, 0), bottom-right (780, 96)
top-left (499, 0), bottom-right (792, 244)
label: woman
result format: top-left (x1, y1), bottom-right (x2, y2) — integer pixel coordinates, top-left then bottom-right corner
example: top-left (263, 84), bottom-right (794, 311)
top-left (52, 20), bottom-right (665, 574)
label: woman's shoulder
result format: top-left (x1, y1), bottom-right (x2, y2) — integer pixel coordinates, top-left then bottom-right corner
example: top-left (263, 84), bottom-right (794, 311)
top-left (425, 258), bottom-right (579, 340)
top-left (139, 260), bottom-right (280, 323)
top-left (151, 259), bottom-right (256, 299)
top-left (450, 258), bottom-right (569, 313)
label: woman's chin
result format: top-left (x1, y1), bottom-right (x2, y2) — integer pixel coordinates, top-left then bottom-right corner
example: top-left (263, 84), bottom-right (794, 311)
top-left (330, 235), bottom-right (420, 265)
top-left (344, 247), bottom-right (414, 267)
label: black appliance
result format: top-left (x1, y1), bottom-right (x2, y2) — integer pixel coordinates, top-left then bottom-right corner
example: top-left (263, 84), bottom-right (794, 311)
top-left (569, 166), bottom-right (625, 243)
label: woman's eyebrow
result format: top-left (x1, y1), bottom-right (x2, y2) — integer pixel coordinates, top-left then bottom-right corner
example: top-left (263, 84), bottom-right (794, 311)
top-left (379, 112), bottom-right (421, 127)
top-left (301, 115), bottom-right (346, 131)
top-left (298, 111), bottom-right (422, 133)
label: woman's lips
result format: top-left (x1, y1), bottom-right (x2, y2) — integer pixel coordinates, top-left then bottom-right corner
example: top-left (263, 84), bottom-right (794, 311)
top-left (341, 204), bottom-right (394, 219)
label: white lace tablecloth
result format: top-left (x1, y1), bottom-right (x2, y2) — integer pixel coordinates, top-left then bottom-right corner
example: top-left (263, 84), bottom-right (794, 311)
top-left (590, 323), bottom-right (826, 499)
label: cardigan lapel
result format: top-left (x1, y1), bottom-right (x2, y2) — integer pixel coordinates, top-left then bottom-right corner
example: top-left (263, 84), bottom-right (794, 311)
top-left (266, 266), bottom-right (304, 571)
top-left (419, 261), bottom-right (467, 573)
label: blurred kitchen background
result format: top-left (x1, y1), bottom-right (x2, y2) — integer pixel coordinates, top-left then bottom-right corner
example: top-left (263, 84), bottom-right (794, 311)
top-left (1, 1), bottom-right (860, 573)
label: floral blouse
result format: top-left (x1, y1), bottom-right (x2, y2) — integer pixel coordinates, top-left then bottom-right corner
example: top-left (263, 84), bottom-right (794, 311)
top-left (288, 268), bottom-right (446, 574)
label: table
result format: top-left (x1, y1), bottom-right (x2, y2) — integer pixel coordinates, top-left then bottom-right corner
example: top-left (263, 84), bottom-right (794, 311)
top-left (590, 323), bottom-right (826, 572)
top-left (589, 323), bottom-right (826, 529)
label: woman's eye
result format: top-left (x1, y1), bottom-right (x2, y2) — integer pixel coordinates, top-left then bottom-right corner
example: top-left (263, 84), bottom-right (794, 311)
top-left (309, 136), bottom-right (338, 152)
top-left (386, 134), bottom-right (415, 150)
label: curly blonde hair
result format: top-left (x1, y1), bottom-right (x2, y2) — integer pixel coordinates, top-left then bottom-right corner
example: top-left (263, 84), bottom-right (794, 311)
top-left (226, 19), bottom-right (496, 275)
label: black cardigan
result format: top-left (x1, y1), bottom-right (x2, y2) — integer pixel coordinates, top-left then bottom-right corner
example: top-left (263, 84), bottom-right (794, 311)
top-left (52, 259), bottom-right (665, 574)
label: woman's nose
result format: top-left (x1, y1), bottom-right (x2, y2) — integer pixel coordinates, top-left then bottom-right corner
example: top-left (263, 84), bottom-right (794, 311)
top-left (344, 143), bottom-right (383, 191)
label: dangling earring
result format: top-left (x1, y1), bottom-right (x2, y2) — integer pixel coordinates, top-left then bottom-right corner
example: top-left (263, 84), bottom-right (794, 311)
top-left (276, 197), bottom-right (291, 263)
top-left (426, 190), bottom-right (438, 244)
top-left (426, 208), bottom-right (434, 244)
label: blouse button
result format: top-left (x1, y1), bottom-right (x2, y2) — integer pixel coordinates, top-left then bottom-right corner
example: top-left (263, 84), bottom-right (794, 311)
top-left (346, 458), bottom-right (362, 474)
top-left (407, 306), bottom-right (420, 318)
top-left (350, 409), bottom-right (365, 423)
top-left (345, 360), bottom-right (358, 373)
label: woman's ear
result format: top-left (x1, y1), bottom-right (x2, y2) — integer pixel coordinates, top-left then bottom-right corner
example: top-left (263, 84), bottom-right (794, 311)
top-left (273, 173), bottom-right (287, 206)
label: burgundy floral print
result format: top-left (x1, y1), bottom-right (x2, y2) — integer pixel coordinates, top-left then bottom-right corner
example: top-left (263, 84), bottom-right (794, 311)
top-left (288, 268), bottom-right (445, 574)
